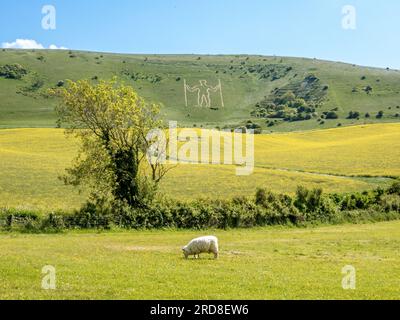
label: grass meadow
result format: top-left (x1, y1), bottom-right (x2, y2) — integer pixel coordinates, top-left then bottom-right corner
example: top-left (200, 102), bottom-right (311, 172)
top-left (0, 221), bottom-right (399, 300)
top-left (0, 123), bottom-right (399, 210)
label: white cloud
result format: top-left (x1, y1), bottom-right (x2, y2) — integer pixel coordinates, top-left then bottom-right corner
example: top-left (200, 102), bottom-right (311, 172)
top-left (2, 39), bottom-right (44, 49)
top-left (49, 44), bottom-right (68, 50)
top-left (2, 39), bottom-right (67, 50)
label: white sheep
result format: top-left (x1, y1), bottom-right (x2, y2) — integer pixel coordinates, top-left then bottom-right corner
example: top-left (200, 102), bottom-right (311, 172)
top-left (182, 236), bottom-right (219, 259)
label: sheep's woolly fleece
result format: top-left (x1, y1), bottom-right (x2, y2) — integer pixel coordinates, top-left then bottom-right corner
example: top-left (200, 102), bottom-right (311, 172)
top-left (182, 236), bottom-right (219, 258)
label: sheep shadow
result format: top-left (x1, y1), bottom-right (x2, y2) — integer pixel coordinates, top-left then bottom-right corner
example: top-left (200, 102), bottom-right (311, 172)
top-left (182, 255), bottom-right (218, 261)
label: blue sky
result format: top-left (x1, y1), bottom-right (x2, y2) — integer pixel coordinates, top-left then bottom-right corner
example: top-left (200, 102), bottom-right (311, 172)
top-left (1, 0), bottom-right (400, 69)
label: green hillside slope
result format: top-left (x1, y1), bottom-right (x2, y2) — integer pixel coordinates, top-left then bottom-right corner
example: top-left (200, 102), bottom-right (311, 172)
top-left (1, 49), bottom-right (400, 130)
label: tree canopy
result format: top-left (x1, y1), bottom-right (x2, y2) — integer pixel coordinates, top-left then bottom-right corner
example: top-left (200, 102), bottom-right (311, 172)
top-left (52, 78), bottom-right (171, 208)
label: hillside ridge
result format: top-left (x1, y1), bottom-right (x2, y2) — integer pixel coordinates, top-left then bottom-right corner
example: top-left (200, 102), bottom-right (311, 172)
top-left (1, 49), bottom-right (400, 131)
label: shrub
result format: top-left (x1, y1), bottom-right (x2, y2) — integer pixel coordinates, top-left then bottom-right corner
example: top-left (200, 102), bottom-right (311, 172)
top-left (339, 192), bottom-right (375, 210)
top-left (244, 121), bottom-right (262, 133)
top-left (294, 187), bottom-right (338, 222)
top-left (347, 111), bottom-right (360, 119)
top-left (0, 208), bottom-right (41, 232)
top-left (325, 111), bottom-right (338, 119)
top-left (364, 86), bottom-right (373, 94)
top-left (338, 207), bottom-right (400, 224)
top-left (0, 64), bottom-right (28, 79)
top-left (380, 194), bottom-right (400, 213)
top-left (28, 79), bottom-right (44, 91)
top-left (387, 181), bottom-right (400, 195)
top-left (41, 213), bottom-right (66, 231)
top-left (70, 199), bottom-right (114, 229)
top-left (376, 111), bottom-right (384, 119)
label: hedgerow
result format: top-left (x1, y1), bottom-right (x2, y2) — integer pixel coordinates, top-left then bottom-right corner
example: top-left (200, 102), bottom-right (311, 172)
top-left (1, 182), bottom-right (399, 232)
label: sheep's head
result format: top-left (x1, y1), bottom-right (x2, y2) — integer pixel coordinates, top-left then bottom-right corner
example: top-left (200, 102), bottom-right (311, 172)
top-left (182, 246), bottom-right (189, 258)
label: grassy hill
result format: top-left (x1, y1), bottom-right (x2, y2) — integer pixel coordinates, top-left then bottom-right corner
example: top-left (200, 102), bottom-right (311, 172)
top-left (1, 49), bottom-right (400, 130)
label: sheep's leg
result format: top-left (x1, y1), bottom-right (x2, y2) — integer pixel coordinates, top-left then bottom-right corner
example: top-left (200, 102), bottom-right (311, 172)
top-left (214, 252), bottom-right (218, 259)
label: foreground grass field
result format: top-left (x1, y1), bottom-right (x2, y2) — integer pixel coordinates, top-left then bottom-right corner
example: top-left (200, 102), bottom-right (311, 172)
top-left (0, 123), bottom-right (399, 210)
top-left (0, 221), bottom-right (399, 299)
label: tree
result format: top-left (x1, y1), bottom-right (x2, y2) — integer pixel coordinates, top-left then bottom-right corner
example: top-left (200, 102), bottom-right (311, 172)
top-left (291, 98), bottom-right (307, 109)
top-left (276, 91), bottom-right (296, 105)
top-left (364, 85), bottom-right (373, 94)
top-left (376, 110), bottom-right (384, 119)
top-left (52, 78), bottom-right (172, 208)
top-left (325, 111), bottom-right (338, 119)
top-left (347, 111), bottom-right (360, 119)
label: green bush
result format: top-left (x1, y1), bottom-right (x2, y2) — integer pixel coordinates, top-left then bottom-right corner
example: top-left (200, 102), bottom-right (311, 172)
top-left (325, 111), bottom-right (338, 119)
top-left (69, 199), bottom-right (114, 229)
top-left (338, 192), bottom-right (376, 210)
top-left (0, 64), bottom-right (28, 79)
top-left (347, 111), bottom-right (360, 119)
top-left (380, 194), bottom-right (400, 213)
top-left (294, 186), bottom-right (338, 222)
top-left (0, 208), bottom-right (41, 232)
top-left (376, 110), bottom-right (384, 119)
top-left (387, 181), bottom-right (400, 195)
